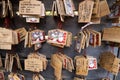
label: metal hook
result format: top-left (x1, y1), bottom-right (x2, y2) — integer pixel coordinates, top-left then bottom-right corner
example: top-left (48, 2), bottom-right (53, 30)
top-left (80, 22), bottom-right (93, 32)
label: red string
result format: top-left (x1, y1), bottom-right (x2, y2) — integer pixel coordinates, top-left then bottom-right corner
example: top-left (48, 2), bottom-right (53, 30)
top-left (58, 48), bottom-right (63, 53)
top-left (4, 18), bottom-right (10, 28)
top-left (57, 20), bottom-right (63, 53)
top-left (57, 21), bottom-right (63, 29)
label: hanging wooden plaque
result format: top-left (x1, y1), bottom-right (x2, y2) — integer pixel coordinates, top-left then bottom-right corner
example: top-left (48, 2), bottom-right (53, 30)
top-left (15, 27), bottom-right (27, 42)
top-left (78, 0), bottom-right (94, 23)
top-left (25, 58), bottom-right (43, 72)
top-left (75, 56), bottom-right (88, 76)
top-left (102, 27), bottom-right (120, 43)
top-left (0, 28), bottom-right (13, 44)
top-left (100, 0), bottom-right (110, 17)
top-left (19, 0), bottom-right (41, 15)
top-left (99, 52), bottom-right (120, 75)
top-left (92, 0), bottom-right (100, 15)
top-left (88, 57), bottom-right (97, 70)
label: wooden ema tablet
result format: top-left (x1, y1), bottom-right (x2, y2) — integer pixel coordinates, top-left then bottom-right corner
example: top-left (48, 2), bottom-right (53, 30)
top-left (51, 53), bottom-right (74, 80)
top-left (75, 32), bottom-right (84, 53)
top-left (88, 57), bottom-right (97, 70)
top-left (51, 1), bottom-right (58, 16)
top-left (30, 30), bottom-right (45, 44)
top-left (56, 0), bottom-right (65, 15)
top-left (0, 28), bottom-right (20, 50)
top-left (75, 56), bottom-right (88, 76)
top-left (63, 0), bottom-right (74, 17)
top-left (25, 58), bottom-right (43, 72)
top-left (15, 28), bottom-right (27, 42)
top-left (89, 29), bottom-right (101, 46)
top-left (89, 30), bottom-right (96, 47)
top-left (50, 54), bottom-right (62, 80)
top-left (92, 0), bottom-right (100, 15)
top-left (78, 0), bottom-right (94, 23)
top-left (100, 0), bottom-right (110, 17)
top-left (99, 52), bottom-right (120, 75)
top-left (66, 32), bottom-right (72, 47)
top-left (19, 0), bottom-right (42, 16)
top-left (102, 27), bottom-right (120, 43)
top-left (47, 29), bottom-right (72, 48)
top-left (0, 28), bottom-right (13, 44)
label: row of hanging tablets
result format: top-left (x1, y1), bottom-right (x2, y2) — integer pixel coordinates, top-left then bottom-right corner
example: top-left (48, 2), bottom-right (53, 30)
top-left (0, 0), bottom-right (111, 23)
top-left (0, 27), bottom-right (102, 51)
top-left (0, 0), bottom-right (120, 80)
top-left (1, 26), bottom-right (120, 52)
top-left (0, 51), bottom-right (120, 80)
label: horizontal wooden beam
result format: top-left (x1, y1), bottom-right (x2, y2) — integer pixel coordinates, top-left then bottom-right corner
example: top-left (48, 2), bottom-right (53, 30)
top-left (16, 11), bottom-right (78, 16)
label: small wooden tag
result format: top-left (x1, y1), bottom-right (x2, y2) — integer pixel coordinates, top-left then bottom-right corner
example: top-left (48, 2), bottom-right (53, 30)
top-left (19, 0), bottom-right (42, 16)
top-left (78, 0), bottom-right (94, 23)
top-left (100, 0), bottom-right (110, 17)
top-left (75, 56), bottom-right (88, 76)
